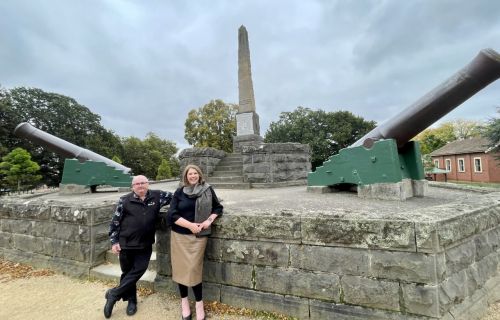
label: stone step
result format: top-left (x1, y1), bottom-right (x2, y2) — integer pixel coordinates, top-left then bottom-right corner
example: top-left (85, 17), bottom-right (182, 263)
top-left (106, 250), bottom-right (157, 271)
top-left (208, 176), bottom-right (244, 183)
top-left (217, 160), bottom-right (243, 166)
top-left (215, 164), bottom-right (243, 171)
top-left (211, 182), bottom-right (251, 189)
top-left (223, 154), bottom-right (243, 160)
top-left (90, 263), bottom-right (156, 290)
top-left (211, 170), bottom-right (242, 177)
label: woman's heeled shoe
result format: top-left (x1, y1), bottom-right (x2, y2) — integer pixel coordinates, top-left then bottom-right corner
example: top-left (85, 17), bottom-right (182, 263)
top-left (181, 314), bottom-right (192, 320)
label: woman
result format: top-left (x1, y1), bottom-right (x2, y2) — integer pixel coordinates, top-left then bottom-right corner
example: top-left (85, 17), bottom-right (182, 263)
top-left (168, 164), bottom-right (223, 320)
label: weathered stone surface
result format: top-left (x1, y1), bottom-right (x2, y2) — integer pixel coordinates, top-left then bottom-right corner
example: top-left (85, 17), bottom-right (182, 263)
top-left (301, 217), bottom-right (415, 250)
top-left (179, 147), bottom-right (225, 177)
top-left (43, 238), bottom-right (90, 262)
top-left (221, 285), bottom-right (310, 319)
top-left (309, 299), bottom-right (426, 320)
top-left (203, 261), bottom-right (254, 288)
top-left (13, 234), bottom-right (44, 254)
top-left (155, 230), bottom-right (170, 254)
top-left (370, 250), bottom-right (445, 284)
top-left (206, 237), bottom-right (222, 260)
top-left (156, 252), bottom-right (171, 276)
top-left (214, 214), bottom-right (301, 242)
top-left (221, 240), bottom-right (289, 267)
top-left (439, 270), bottom-right (467, 315)
top-left (94, 204), bottom-right (116, 224)
top-left (445, 241), bottom-right (475, 274)
top-left (415, 221), bottom-right (440, 253)
top-left (0, 231), bottom-right (12, 249)
top-left (290, 245), bottom-right (370, 276)
top-left (50, 205), bottom-right (93, 224)
top-left (255, 266), bottom-right (340, 301)
top-left (342, 275), bottom-right (400, 311)
top-left (10, 203), bottom-right (51, 220)
top-left (402, 283), bottom-right (440, 318)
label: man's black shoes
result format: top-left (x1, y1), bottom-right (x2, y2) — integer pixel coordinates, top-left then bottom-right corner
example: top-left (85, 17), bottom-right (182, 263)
top-left (104, 289), bottom-right (117, 318)
top-left (127, 300), bottom-right (137, 316)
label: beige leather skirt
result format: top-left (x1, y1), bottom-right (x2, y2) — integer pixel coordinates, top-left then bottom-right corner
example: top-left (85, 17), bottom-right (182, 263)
top-left (170, 231), bottom-right (208, 286)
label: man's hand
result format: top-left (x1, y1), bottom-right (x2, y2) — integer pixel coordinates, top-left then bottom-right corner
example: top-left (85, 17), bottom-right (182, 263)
top-left (111, 243), bottom-right (121, 255)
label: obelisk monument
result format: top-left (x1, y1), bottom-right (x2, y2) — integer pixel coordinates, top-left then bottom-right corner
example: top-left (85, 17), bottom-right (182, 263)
top-left (234, 25), bottom-right (263, 151)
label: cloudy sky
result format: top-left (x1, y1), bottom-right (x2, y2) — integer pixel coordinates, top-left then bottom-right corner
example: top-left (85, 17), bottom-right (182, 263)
top-left (1, 0), bottom-right (499, 150)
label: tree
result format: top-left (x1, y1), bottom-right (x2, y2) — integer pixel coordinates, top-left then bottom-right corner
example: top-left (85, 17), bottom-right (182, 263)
top-left (264, 107), bottom-right (376, 169)
top-left (482, 109), bottom-right (500, 154)
top-left (0, 148), bottom-right (42, 192)
top-left (121, 134), bottom-right (178, 179)
top-left (451, 119), bottom-right (483, 140)
top-left (414, 122), bottom-right (455, 154)
top-left (0, 87), bottom-right (123, 186)
top-left (156, 159), bottom-right (172, 180)
top-left (184, 99), bottom-right (238, 153)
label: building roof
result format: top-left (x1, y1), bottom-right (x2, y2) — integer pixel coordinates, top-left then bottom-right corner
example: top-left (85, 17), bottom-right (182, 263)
top-left (429, 137), bottom-right (491, 157)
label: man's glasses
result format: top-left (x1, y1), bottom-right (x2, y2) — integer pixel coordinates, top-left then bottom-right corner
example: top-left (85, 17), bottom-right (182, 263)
top-left (132, 181), bottom-right (148, 186)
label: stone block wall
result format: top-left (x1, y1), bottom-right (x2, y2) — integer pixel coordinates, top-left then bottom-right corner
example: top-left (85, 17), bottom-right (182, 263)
top-left (156, 196), bottom-right (500, 320)
top-left (0, 198), bottom-right (113, 277)
top-left (178, 147), bottom-right (226, 178)
top-left (241, 143), bottom-right (311, 183)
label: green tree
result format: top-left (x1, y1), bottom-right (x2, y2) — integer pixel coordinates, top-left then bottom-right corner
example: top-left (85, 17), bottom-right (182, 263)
top-left (264, 107), bottom-right (376, 169)
top-left (414, 122), bottom-right (456, 154)
top-left (169, 156), bottom-right (180, 178)
top-left (121, 134), bottom-right (178, 179)
top-left (156, 158), bottom-right (172, 180)
top-left (0, 87), bottom-right (124, 186)
top-left (452, 119), bottom-right (483, 140)
top-left (482, 109), bottom-right (500, 154)
top-left (0, 148), bottom-right (42, 192)
top-left (184, 99), bottom-right (238, 152)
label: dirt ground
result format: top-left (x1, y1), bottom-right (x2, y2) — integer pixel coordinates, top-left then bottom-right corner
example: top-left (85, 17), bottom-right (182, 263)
top-left (0, 273), bottom-right (499, 320)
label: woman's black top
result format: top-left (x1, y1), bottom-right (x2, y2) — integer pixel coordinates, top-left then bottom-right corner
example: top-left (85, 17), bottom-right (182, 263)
top-left (168, 186), bottom-right (223, 235)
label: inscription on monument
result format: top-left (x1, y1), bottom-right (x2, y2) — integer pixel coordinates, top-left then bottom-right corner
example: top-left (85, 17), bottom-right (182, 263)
top-left (237, 113), bottom-right (255, 135)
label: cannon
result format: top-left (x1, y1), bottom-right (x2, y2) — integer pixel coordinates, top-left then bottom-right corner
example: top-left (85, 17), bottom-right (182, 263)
top-left (308, 48), bottom-right (500, 200)
top-left (14, 122), bottom-right (132, 193)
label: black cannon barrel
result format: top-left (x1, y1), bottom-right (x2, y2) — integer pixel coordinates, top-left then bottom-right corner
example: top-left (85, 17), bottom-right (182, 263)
top-left (14, 122), bottom-right (131, 173)
top-left (351, 48), bottom-right (500, 148)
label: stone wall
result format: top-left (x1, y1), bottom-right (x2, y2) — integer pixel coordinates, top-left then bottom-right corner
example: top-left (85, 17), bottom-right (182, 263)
top-left (155, 193), bottom-right (500, 320)
top-left (0, 198), bottom-right (112, 277)
top-left (178, 147), bottom-right (226, 177)
top-left (241, 143), bottom-right (311, 183)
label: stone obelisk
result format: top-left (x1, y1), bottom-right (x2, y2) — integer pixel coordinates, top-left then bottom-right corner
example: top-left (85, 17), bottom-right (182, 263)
top-left (234, 25), bottom-right (263, 152)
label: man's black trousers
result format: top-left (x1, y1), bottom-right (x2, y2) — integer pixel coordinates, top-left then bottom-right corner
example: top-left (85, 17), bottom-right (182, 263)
top-left (109, 246), bottom-right (152, 302)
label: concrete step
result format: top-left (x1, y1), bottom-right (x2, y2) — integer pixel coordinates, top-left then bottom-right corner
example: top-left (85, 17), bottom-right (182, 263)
top-left (211, 170), bottom-right (242, 177)
top-left (210, 182), bottom-right (251, 189)
top-left (90, 263), bottom-right (156, 290)
top-left (105, 250), bottom-right (157, 271)
top-left (208, 176), bottom-right (244, 183)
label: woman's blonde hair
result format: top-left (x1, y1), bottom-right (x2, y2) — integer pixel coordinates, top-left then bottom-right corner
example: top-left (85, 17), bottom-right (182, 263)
top-left (182, 164), bottom-right (205, 186)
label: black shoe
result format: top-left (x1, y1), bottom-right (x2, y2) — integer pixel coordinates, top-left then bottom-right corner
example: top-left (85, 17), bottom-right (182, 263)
top-left (104, 289), bottom-right (117, 319)
top-left (127, 300), bottom-right (137, 316)
top-left (181, 314), bottom-right (192, 320)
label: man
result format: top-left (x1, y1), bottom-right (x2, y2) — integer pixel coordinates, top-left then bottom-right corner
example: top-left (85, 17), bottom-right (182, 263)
top-left (104, 175), bottom-right (172, 318)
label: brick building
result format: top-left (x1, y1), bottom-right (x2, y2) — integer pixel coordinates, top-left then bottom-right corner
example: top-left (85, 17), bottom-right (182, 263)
top-left (429, 137), bottom-right (500, 183)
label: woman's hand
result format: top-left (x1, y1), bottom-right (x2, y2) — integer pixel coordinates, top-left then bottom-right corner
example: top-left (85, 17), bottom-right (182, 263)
top-left (200, 215), bottom-right (215, 230)
top-left (189, 222), bottom-right (203, 234)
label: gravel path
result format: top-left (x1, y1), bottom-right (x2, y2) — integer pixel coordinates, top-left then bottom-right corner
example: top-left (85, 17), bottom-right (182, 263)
top-left (1, 274), bottom-right (499, 320)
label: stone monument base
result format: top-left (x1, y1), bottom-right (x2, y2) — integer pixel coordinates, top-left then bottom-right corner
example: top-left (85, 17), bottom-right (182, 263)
top-left (233, 134), bottom-right (263, 153)
top-left (308, 179), bottom-right (428, 201)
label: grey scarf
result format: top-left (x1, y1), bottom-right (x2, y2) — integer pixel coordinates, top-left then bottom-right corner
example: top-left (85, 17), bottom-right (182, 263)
top-left (183, 182), bottom-right (213, 236)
